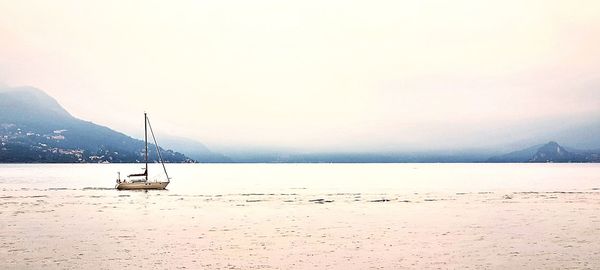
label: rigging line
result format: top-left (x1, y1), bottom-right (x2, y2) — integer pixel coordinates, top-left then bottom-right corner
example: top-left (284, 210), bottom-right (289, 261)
top-left (144, 112), bottom-right (148, 181)
top-left (146, 115), bottom-right (170, 182)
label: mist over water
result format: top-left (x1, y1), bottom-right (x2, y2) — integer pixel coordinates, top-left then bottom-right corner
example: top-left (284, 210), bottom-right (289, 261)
top-left (2, 1), bottom-right (600, 152)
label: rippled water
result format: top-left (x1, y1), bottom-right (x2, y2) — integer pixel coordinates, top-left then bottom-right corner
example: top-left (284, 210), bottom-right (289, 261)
top-left (1, 163), bottom-right (600, 269)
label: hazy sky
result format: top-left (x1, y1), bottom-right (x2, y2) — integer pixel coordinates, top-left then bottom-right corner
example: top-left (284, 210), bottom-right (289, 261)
top-left (1, 0), bottom-right (599, 151)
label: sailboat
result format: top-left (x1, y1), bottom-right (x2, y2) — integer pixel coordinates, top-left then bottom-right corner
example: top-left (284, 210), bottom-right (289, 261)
top-left (115, 113), bottom-right (170, 190)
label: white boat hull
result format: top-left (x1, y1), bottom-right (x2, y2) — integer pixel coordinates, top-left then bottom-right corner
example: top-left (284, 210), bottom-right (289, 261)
top-left (116, 181), bottom-right (169, 190)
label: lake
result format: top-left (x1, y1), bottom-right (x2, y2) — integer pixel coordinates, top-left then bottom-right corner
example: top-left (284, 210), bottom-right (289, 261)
top-left (1, 163), bottom-right (600, 269)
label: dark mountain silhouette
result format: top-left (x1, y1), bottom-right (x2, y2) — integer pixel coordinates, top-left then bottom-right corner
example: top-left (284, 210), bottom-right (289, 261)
top-left (487, 144), bottom-right (543, 162)
top-left (488, 141), bottom-right (599, 163)
top-left (0, 86), bottom-right (193, 163)
top-left (530, 141), bottom-right (581, 162)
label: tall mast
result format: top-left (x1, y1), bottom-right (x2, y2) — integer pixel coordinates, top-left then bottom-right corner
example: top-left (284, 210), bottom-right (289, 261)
top-left (146, 114), bottom-right (170, 182)
top-left (144, 112), bottom-right (148, 181)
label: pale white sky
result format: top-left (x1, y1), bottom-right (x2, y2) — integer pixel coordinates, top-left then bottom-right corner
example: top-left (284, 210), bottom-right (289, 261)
top-left (1, 0), bottom-right (599, 151)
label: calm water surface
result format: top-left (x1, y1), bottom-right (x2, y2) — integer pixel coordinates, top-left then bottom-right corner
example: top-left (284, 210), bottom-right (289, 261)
top-left (1, 163), bottom-right (600, 269)
top-left (3, 163), bottom-right (599, 194)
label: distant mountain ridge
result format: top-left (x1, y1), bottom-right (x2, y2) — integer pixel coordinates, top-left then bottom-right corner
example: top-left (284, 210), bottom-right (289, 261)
top-left (159, 135), bottom-right (232, 163)
top-left (530, 142), bottom-right (579, 162)
top-left (0, 86), bottom-right (72, 127)
top-left (488, 141), bottom-right (600, 163)
top-left (0, 86), bottom-right (193, 163)
top-left (1, 85), bottom-right (599, 163)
